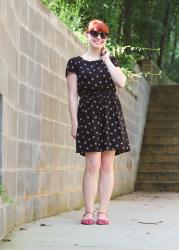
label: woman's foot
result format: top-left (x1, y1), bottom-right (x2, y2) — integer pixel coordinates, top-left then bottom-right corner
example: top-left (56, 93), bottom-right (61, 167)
top-left (96, 211), bottom-right (109, 225)
top-left (81, 211), bottom-right (94, 225)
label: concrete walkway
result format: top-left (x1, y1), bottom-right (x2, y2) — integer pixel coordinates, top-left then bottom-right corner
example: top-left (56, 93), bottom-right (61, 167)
top-left (1, 191), bottom-right (179, 250)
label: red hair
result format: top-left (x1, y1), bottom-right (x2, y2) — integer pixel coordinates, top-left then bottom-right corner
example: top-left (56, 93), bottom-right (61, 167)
top-left (86, 19), bottom-right (109, 34)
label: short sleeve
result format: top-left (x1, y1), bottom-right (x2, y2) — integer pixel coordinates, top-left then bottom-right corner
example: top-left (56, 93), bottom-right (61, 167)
top-left (110, 56), bottom-right (120, 67)
top-left (65, 58), bottom-right (77, 77)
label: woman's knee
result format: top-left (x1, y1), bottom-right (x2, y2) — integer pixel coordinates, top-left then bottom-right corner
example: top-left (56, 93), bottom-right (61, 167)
top-left (100, 162), bottom-right (113, 173)
top-left (85, 152), bottom-right (101, 174)
top-left (100, 150), bottom-right (115, 173)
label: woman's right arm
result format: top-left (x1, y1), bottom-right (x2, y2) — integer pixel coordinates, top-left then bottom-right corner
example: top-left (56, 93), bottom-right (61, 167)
top-left (66, 73), bottom-right (78, 140)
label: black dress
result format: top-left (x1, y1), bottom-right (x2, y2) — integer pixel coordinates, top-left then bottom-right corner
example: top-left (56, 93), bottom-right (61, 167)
top-left (65, 56), bottom-right (130, 156)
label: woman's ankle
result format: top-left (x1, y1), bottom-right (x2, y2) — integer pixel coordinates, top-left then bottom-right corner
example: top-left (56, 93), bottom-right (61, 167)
top-left (83, 211), bottom-right (94, 219)
top-left (98, 208), bottom-right (107, 214)
top-left (97, 210), bottom-right (108, 218)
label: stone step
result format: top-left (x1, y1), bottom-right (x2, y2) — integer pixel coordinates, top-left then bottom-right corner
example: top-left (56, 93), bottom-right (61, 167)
top-left (137, 85), bottom-right (179, 192)
top-left (140, 153), bottom-right (179, 162)
top-left (146, 120), bottom-right (179, 128)
top-left (146, 112), bottom-right (179, 121)
top-left (151, 85), bottom-right (179, 93)
top-left (150, 92), bottom-right (179, 98)
top-left (150, 94), bottom-right (179, 105)
top-left (138, 162), bottom-right (179, 172)
top-left (151, 87), bottom-right (179, 95)
top-left (148, 105), bottom-right (179, 113)
top-left (143, 136), bottom-right (179, 144)
top-left (141, 144), bottom-right (179, 154)
top-left (144, 128), bottom-right (179, 136)
top-left (135, 181), bottom-right (179, 192)
top-left (137, 171), bottom-right (179, 182)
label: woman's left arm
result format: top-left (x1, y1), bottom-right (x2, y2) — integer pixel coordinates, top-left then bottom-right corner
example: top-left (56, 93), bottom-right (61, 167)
top-left (102, 52), bottom-right (127, 88)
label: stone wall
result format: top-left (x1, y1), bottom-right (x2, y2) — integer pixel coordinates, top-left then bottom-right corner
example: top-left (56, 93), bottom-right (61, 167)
top-left (0, 0), bottom-right (150, 240)
top-left (112, 66), bottom-right (151, 196)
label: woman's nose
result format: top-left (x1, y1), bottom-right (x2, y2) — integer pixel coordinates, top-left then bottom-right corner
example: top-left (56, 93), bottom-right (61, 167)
top-left (96, 34), bottom-right (102, 39)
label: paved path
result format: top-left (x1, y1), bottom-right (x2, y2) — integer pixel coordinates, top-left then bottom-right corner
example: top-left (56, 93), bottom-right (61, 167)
top-left (1, 191), bottom-right (179, 250)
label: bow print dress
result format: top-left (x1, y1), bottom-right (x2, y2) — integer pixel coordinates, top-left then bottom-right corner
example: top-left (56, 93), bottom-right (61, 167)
top-left (66, 56), bottom-right (130, 156)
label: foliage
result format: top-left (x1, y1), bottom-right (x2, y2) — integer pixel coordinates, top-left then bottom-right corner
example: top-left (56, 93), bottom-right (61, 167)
top-left (41, 0), bottom-right (179, 83)
top-left (42, 0), bottom-right (86, 32)
top-left (0, 184), bottom-right (14, 204)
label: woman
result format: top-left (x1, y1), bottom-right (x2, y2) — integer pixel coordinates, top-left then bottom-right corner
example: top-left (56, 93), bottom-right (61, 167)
top-left (65, 19), bottom-right (130, 225)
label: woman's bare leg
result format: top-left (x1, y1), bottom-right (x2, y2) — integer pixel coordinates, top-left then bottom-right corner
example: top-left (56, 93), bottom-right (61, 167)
top-left (98, 150), bottom-right (115, 220)
top-left (82, 152), bottom-right (101, 219)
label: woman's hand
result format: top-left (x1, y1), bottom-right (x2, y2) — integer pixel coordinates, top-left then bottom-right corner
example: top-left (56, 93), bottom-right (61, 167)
top-left (71, 122), bottom-right (78, 140)
top-left (101, 47), bottom-right (110, 63)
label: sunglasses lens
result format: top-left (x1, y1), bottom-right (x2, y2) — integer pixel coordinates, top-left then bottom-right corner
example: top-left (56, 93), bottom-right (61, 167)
top-left (89, 31), bottom-right (108, 39)
top-left (90, 31), bottom-right (98, 38)
top-left (101, 33), bottom-right (107, 39)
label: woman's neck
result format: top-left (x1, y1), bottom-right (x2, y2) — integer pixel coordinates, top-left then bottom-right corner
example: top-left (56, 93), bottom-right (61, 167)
top-left (83, 47), bottom-right (101, 59)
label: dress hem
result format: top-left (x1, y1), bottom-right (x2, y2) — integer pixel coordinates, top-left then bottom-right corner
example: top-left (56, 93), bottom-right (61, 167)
top-left (76, 147), bottom-right (131, 157)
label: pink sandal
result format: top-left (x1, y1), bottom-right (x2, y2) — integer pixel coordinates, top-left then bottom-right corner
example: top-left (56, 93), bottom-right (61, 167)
top-left (96, 211), bottom-right (109, 225)
top-left (81, 211), bottom-right (94, 225)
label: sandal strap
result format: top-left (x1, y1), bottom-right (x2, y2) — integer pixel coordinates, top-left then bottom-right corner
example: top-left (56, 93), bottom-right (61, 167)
top-left (83, 211), bottom-right (94, 217)
top-left (97, 211), bottom-right (108, 216)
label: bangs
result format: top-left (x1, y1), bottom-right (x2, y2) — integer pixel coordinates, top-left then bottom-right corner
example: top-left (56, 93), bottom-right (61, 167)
top-left (86, 19), bottom-right (109, 33)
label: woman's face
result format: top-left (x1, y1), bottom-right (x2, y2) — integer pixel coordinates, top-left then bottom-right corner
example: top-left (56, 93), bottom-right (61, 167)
top-left (86, 30), bottom-right (108, 49)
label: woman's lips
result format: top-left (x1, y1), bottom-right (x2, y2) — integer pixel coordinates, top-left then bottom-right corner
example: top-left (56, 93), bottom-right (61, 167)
top-left (92, 39), bottom-right (103, 44)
